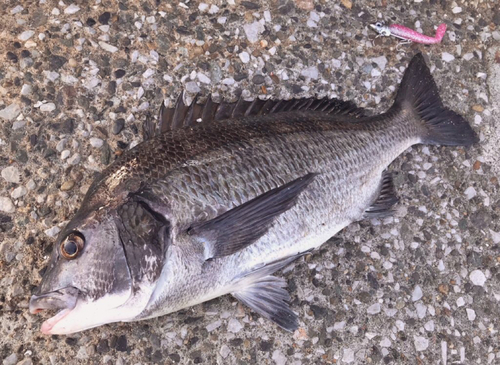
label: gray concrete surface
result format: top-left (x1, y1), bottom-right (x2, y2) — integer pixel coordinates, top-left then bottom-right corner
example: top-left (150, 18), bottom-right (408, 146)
top-left (1, 0), bottom-right (499, 364)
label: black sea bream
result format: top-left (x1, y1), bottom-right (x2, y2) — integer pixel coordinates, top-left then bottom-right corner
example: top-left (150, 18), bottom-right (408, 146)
top-left (29, 53), bottom-right (477, 334)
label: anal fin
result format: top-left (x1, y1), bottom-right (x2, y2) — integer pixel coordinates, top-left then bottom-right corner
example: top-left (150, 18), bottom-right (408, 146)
top-left (364, 172), bottom-right (399, 218)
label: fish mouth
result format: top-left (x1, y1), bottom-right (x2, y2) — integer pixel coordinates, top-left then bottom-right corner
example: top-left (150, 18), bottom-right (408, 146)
top-left (29, 287), bottom-right (79, 335)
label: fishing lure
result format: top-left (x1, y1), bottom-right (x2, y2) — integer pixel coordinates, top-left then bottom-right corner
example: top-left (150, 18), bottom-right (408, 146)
top-left (370, 22), bottom-right (447, 44)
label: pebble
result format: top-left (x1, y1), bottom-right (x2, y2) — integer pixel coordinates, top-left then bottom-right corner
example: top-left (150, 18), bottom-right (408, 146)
top-left (395, 320), bottom-right (405, 331)
top-left (0, 104), bottom-right (21, 121)
top-left (472, 104), bottom-right (484, 112)
top-left (333, 321), bottom-right (345, 331)
top-left (12, 121), bottom-right (25, 131)
top-left (220, 345), bottom-right (231, 358)
top-left (456, 297), bottom-right (465, 307)
top-left (424, 320), bottom-right (435, 331)
top-left (17, 360), bottom-right (32, 365)
top-left (452, 6), bottom-right (462, 14)
top-left (61, 150), bottom-right (70, 160)
top-left (26, 179), bottom-right (36, 190)
top-left (197, 73), bottom-right (211, 84)
top-left (44, 226), bottom-right (61, 237)
top-left (206, 320), bottom-right (221, 332)
top-left (442, 52), bottom-right (455, 63)
top-left (415, 302), bottom-right (427, 318)
top-left (90, 138), bottom-right (104, 148)
top-left (252, 75), bottom-right (265, 84)
top-left (239, 52), bottom-right (250, 64)
top-left (367, 303), bottom-right (381, 314)
top-left (113, 119), bottom-right (125, 135)
top-left (99, 41), bottom-right (118, 53)
top-left (380, 338), bottom-right (391, 347)
top-left (11, 186), bottom-right (27, 199)
top-left (271, 350), bottom-right (287, 365)
top-left (2, 353), bottom-right (18, 365)
top-left (114, 69), bottom-right (126, 78)
top-left (412, 285), bottom-right (423, 301)
top-left (464, 186), bottom-right (476, 200)
top-left (11, 5), bottom-right (24, 14)
top-left (68, 153), bottom-right (81, 165)
top-left (182, 81), bottom-right (200, 95)
top-left (372, 56), bottom-right (388, 70)
top-left (490, 229), bottom-right (500, 244)
top-left (20, 84), bottom-right (32, 96)
top-left (243, 21), bottom-right (264, 43)
top-left (469, 270), bottom-right (486, 286)
top-left (208, 4), bottom-right (219, 14)
top-left (2, 166), bottom-right (20, 184)
top-left (414, 336), bottom-right (429, 351)
top-left (198, 3), bottom-right (209, 11)
top-left (60, 180), bottom-right (75, 191)
top-left (222, 78), bottom-right (235, 85)
top-left (64, 4), bottom-right (81, 14)
top-left (342, 348), bottom-right (355, 363)
top-left (466, 308), bottom-right (476, 321)
top-left (18, 30), bottom-right (35, 41)
top-left (40, 103), bottom-right (56, 112)
top-left (300, 66), bottom-right (319, 79)
top-left (227, 318), bottom-right (243, 333)
top-left (76, 346), bottom-right (88, 360)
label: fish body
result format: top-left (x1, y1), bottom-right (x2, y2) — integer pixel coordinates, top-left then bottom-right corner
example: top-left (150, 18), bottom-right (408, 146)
top-left (29, 54), bottom-right (477, 334)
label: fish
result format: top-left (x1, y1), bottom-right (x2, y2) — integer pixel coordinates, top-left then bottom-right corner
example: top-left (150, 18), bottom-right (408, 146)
top-left (29, 53), bottom-right (477, 335)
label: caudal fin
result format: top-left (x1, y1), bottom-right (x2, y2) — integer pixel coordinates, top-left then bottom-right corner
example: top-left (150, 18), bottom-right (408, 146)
top-left (394, 53), bottom-right (478, 146)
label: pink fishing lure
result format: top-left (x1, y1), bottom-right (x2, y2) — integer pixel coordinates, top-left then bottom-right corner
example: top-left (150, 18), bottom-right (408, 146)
top-left (370, 22), bottom-right (447, 44)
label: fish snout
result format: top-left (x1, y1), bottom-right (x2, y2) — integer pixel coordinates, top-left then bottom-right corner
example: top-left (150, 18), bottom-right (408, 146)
top-left (29, 287), bottom-right (79, 314)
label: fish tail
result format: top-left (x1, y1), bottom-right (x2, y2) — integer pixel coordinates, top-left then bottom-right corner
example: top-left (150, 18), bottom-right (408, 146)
top-left (393, 53), bottom-right (478, 146)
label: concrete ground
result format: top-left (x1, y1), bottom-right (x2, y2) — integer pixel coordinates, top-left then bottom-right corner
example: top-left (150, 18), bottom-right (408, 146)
top-left (1, 0), bottom-right (499, 364)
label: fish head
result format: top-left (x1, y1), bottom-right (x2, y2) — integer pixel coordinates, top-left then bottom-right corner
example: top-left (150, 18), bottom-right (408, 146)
top-left (370, 22), bottom-right (391, 37)
top-left (29, 199), bottom-right (166, 335)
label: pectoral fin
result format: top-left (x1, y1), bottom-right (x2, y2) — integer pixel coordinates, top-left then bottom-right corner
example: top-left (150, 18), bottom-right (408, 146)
top-left (188, 173), bottom-right (317, 260)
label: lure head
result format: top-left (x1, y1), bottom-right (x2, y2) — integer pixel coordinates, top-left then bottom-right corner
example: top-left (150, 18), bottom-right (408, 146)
top-left (370, 22), bottom-right (391, 37)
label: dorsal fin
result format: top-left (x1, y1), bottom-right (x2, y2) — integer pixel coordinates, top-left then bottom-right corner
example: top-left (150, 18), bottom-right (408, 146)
top-left (142, 92), bottom-right (368, 139)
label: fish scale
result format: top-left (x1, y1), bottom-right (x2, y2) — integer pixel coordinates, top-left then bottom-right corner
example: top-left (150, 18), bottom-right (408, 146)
top-left (137, 111), bottom-right (420, 318)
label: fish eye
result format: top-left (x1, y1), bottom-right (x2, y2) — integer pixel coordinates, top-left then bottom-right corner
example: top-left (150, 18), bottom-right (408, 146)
top-left (375, 22), bottom-right (382, 27)
top-left (60, 232), bottom-right (85, 260)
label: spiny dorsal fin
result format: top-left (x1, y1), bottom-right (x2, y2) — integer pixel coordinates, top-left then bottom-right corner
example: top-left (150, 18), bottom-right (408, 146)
top-left (364, 171), bottom-right (399, 218)
top-left (187, 173), bottom-right (317, 260)
top-left (142, 92), bottom-right (368, 139)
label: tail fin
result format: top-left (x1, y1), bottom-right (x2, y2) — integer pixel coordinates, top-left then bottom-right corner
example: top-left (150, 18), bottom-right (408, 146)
top-left (393, 53), bottom-right (478, 146)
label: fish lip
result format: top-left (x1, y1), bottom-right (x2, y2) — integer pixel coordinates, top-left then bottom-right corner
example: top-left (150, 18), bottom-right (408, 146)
top-left (30, 287), bottom-right (80, 334)
top-left (30, 287), bottom-right (80, 335)
top-left (29, 286), bottom-right (79, 314)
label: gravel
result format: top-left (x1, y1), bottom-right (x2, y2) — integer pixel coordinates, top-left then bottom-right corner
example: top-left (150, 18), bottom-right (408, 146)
top-left (1, 166), bottom-right (20, 184)
top-left (469, 269), bottom-right (487, 286)
top-left (0, 104), bottom-right (21, 121)
top-left (1, 1), bottom-right (498, 364)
